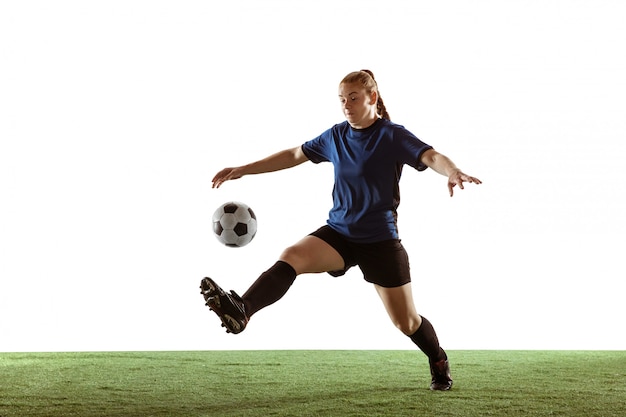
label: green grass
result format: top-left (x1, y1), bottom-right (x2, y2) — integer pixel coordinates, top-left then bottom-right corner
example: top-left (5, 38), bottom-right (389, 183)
top-left (1, 350), bottom-right (624, 417)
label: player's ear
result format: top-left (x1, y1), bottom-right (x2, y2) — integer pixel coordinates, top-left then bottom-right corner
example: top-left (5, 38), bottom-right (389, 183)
top-left (369, 90), bottom-right (378, 105)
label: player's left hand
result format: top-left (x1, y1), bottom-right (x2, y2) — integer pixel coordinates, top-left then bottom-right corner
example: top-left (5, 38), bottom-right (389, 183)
top-left (448, 170), bottom-right (482, 197)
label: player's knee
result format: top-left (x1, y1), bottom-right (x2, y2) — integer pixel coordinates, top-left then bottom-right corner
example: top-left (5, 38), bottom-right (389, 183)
top-left (279, 245), bottom-right (308, 273)
top-left (392, 317), bottom-right (421, 336)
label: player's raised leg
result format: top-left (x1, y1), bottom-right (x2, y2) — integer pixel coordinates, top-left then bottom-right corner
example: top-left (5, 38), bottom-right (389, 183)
top-left (242, 235), bottom-right (345, 316)
top-left (201, 235), bottom-right (345, 333)
top-left (375, 283), bottom-right (453, 391)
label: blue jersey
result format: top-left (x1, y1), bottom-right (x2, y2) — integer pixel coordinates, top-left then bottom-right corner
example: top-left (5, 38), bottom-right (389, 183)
top-left (301, 118), bottom-right (432, 243)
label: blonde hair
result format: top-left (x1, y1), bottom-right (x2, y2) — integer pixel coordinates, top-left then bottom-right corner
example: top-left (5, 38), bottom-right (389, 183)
top-left (340, 69), bottom-right (390, 120)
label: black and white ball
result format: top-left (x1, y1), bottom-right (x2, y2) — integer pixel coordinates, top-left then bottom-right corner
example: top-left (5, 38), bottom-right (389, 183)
top-left (212, 201), bottom-right (257, 247)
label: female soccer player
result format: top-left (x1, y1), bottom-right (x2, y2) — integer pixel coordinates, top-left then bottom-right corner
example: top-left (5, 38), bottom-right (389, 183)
top-left (202, 70), bottom-right (481, 391)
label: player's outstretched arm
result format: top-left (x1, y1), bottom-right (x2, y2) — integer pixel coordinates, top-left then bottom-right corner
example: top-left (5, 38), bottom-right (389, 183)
top-left (212, 146), bottom-right (309, 188)
top-left (420, 149), bottom-right (482, 197)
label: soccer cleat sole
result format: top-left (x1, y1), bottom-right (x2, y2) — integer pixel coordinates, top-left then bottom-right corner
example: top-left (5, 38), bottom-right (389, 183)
top-left (199, 277), bottom-right (248, 334)
top-left (206, 295), bottom-right (221, 309)
top-left (222, 314), bottom-right (242, 334)
top-left (200, 278), bottom-right (220, 300)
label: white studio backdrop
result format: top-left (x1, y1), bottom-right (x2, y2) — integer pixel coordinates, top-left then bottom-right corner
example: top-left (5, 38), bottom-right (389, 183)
top-left (1, 0), bottom-right (625, 352)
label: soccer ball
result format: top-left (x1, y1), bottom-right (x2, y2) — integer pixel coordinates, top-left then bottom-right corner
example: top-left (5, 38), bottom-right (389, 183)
top-left (212, 201), bottom-right (257, 247)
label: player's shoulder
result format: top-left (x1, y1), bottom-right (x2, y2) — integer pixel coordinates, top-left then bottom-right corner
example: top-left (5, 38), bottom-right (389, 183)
top-left (378, 119), bottom-right (418, 141)
top-left (380, 118), bottom-right (408, 132)
top-left (332, 120), bottom-right (350, 132)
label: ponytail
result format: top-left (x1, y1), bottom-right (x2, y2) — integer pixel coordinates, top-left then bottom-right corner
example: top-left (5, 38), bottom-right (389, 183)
top-left (376, 95), bottom-right (390, 121)
top-left (341, 69), bottom-right (390, 120)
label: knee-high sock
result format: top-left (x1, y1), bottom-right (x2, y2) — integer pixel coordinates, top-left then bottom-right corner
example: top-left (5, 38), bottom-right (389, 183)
top-left (409, 315), bottom-right (447, 362)
top-left (242, 261), bottom-right (297, 317)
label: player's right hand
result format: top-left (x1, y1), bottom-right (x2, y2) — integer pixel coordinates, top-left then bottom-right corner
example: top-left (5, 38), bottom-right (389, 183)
top-left (212, 167), bottom-right (243, 188)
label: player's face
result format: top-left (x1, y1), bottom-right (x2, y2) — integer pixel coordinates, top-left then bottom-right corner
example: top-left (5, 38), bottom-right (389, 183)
top-left (338, 82), bottom-right (378, 129)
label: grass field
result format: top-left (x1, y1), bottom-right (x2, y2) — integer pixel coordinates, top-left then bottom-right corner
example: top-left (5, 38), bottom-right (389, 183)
top-left (1, 350), bottom-right (624, 417)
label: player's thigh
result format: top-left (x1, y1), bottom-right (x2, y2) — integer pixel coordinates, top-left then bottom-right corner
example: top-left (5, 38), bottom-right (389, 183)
top-left (279, 235), bottom-right (345, 275)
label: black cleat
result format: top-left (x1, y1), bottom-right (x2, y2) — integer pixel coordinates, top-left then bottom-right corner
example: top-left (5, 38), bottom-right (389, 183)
top-left (429, 359), bottom-right (453, 391)
top-left (200, 277), bottom-right (249, 334)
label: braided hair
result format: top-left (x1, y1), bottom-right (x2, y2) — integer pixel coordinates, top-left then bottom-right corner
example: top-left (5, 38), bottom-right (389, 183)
top-left (340, 69), bottom-right (390, 120)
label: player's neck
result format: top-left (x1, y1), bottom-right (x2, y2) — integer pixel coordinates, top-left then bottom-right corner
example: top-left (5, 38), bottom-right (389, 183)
top-left (349, 115), bottom-right (380, 130)
top-left (348, 115), bottom-right (379, 130)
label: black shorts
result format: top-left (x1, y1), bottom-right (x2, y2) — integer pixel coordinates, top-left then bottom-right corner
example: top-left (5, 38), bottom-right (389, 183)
top-left (309, 225), bottom-right (411, 288)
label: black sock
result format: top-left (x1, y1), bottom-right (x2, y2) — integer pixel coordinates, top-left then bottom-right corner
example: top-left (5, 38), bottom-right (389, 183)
top-left (242, 261), bottom-right (297, 317)
top-left (409, 315), bottom-right (448, 363)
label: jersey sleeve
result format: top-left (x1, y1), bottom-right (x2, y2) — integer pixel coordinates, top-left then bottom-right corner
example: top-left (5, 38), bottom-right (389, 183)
top-left (395, 126), bottom-right (433, 171)
top-left (301, 126), bottom-right (335, 164)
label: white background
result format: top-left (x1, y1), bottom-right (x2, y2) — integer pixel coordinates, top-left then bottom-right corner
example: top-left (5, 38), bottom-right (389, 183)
top-left (1, 0), bottom-right (624, 352)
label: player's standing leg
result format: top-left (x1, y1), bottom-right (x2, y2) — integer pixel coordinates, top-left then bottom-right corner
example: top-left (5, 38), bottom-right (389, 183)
top-left (375, 283), bottom-right (453, 390)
